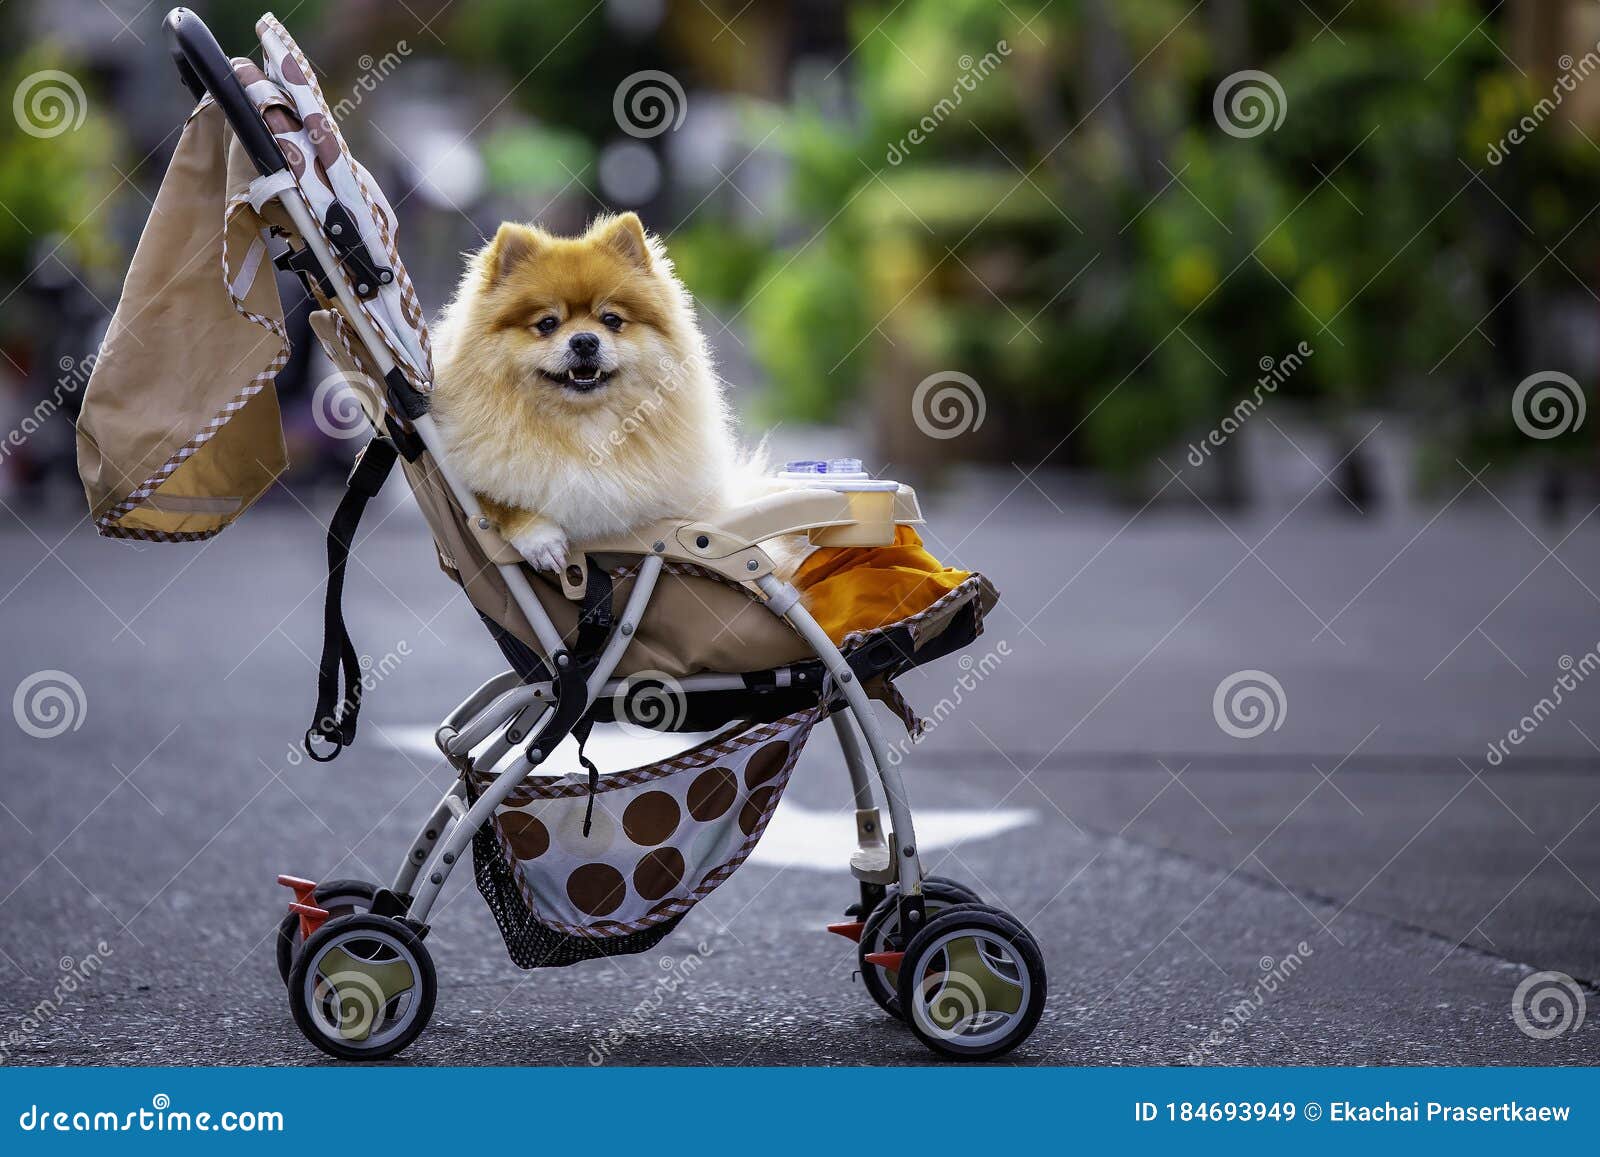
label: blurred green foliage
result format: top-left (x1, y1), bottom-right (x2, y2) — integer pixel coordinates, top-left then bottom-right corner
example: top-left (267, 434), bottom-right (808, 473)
top-left (0, 48), bottom-right (117, 294)
top-left (676, 0), bottom-right (1598, 482)
top-left (449, 0), bottom-right (661, 144)
top-left (2, 0), bottom-right (1590, 490)
top-left (480, 123), bottom-right (595, 200)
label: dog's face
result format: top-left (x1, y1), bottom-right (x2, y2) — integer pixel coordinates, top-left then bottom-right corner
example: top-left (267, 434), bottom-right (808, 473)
top-left (462, 213), bottom-right (683, 411)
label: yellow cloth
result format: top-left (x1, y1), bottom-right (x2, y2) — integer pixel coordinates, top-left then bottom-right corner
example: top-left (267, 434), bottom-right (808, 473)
top-left (793, 526), bottom-right (974, 644)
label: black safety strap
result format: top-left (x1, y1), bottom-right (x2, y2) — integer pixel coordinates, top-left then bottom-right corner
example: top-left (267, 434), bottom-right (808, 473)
top-left (572, 560), bottom-right (615, 665)
top-left (304, 436), bottom-right (399, 762)
top-left (570, 562), bottom-right (613, 835)
top-left (574, 715), bottom-right (602, 838)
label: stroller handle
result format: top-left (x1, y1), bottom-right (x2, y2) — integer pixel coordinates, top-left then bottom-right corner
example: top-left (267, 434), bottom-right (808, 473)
top-left (163, 7), bottom-right (287, 178)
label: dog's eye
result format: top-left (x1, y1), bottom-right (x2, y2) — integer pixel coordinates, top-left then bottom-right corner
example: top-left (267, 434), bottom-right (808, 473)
top-left (534, 316), bottom-right (559, 335)
top-left (600, 312), bottom-right (624, 331)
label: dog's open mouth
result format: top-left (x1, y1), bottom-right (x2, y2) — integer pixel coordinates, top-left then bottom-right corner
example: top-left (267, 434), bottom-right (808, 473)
top-left (540, 365), bottom-right (613, 393)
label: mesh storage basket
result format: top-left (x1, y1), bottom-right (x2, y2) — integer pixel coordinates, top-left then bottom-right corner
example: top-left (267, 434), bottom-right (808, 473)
top-left (468, 707), bottom-right (821, 968)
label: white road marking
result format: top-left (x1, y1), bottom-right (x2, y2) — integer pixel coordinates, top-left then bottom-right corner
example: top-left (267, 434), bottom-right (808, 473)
top-left (383, 724), bottom-right (1038, 871)
top-left (382, 723), bottom-right (709, 772)
top-left (748, 801), bottom-right (1037, 871)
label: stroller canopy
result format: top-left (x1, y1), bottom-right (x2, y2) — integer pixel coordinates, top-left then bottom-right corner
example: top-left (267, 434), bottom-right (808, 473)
top-left (76, 13), bottom-right (429, 541)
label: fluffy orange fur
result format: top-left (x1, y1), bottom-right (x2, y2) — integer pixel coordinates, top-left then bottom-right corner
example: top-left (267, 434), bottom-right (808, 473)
top-left (431, 213), bottom-right (739, 572)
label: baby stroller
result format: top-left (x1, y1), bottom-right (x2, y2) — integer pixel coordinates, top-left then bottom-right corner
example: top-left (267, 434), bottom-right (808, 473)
top-left (76, 8), bottom-right (1047, 1061)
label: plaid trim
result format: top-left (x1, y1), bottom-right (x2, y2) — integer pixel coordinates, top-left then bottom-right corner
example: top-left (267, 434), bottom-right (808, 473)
top-left (836, 573), bottom-right (997, 739)
top-left (480, 709), bottom-right (812, 801)
top-left (98, 525), bottom-right (228, 543)
top-left (877, 678), bottom-right (925, 737)
top-left (322, 310), bottom-right (382, 384)
top-left (839, 572), bottom-right (997, 652)
top-left (95, 189), bottom-right (288, 541)
top-left (606, 557), bottom-right (751, 588)
top-left (257, 14), bottom-right (434, 385)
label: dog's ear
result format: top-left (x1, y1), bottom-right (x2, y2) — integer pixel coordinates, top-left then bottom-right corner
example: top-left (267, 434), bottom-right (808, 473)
top-left (483, 223), bottom-right (542, 283)
top-left (593, 212), bottom-right (652, 269)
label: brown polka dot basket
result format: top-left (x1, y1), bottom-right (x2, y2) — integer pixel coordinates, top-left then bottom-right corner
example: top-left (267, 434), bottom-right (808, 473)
top-left (467, 708), bottom-right (820, 966)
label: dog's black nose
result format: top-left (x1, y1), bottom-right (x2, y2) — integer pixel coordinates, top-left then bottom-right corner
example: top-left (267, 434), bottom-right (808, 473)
top-left (568, 332), bottom-right (600, 358)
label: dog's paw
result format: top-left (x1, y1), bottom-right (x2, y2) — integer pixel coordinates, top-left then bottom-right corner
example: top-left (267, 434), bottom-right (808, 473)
top-left (511, 524), bottom-right (569, 573)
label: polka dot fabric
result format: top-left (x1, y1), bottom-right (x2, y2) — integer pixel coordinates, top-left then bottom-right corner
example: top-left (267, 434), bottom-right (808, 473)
top-left (477, 708), bottom-right (820, 937)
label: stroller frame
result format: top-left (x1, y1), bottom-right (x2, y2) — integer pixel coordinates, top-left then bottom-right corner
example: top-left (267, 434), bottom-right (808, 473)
top-left (162, 8), bottom-right (1046, 1062)
top-left (257, 81), bottom-right (924, 929)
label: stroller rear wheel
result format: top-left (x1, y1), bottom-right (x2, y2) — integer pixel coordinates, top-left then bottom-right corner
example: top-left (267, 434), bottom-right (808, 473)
top-left (275, 879), bottom-right (379, 984)
top-left (914, 874), bottom-right (981, 905)
top-left (287, 913), bottom-right (436, 1062)
top-left (895, 903), bottom-right (1046, 1060)
top-left (857, 877), bottom-right (982, 1019)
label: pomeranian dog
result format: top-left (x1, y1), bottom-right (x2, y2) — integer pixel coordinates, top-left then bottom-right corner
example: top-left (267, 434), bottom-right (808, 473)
top-left (431, 212), bottom-right (745, 573)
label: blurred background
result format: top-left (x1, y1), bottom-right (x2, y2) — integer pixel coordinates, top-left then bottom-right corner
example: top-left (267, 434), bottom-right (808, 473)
top-left (2, 1), bottom-right (1599, 1065)
top-left (1, 0), bottom-right (1597, 510)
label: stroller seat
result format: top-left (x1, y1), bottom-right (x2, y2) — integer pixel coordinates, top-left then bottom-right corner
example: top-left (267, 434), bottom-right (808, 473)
top-left (357, 351), bottom-right (998, 729)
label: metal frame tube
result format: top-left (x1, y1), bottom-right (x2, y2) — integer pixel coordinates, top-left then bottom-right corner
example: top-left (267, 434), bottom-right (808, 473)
top-left (600, 671), bottom-right (766, 694)
top-left (390, 782), bottom-right (465, 896)
top-left (470, 702), bottom-right (544, 781)
top-left (586, 555), bottom-right (663, 698)
top-left (403, 755), bottom-right (528, 923)
top-left (394, 695), bottom-right (546, 901)
top-left (445, 684), bottom-right (546, 756)
top-left (755, 574), bottom-right (921, 893)
top-left (441, 670), bottom-right (524, 733)
top-left (831, 710), bottom-right (878, 811)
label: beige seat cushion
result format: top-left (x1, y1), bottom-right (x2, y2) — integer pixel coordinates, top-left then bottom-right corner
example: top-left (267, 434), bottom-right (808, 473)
top-left (401, 454), bottom-right (812, 678)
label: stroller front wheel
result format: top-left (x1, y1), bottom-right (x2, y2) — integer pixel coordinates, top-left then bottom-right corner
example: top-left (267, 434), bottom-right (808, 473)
top-left (287, 913), bottom-right (436, 1062)
top-left (895, 904), bottom-right (1046, 1060)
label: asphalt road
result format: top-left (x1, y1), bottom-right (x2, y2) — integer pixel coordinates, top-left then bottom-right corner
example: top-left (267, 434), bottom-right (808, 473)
top-left (1, 474), bottom-right (1597, 1066)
